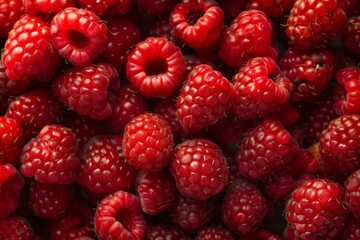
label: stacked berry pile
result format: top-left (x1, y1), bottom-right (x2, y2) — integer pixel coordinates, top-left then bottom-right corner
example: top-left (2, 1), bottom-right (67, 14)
top-left (0, 0), bottom-right (359, 239)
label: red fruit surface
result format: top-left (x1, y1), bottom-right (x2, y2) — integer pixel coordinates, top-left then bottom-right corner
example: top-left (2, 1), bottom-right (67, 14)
top-left (334, 215), bottom-right (360, 240)
top-left (343, 16), bottom-right (360, 58)
top-left (78, 0), bottom-right (116, 15)
top-left (195, 225), bottom-right (234, 240)
top-left (23, 0), bottom-right (77, 15)
top-left (247, 0), bottom-right (295, 18)
top-left (145, 223), bottom-right (186, 240)
top-left (0, 215), bottom-right (34, 240)
top-left (136, 0), bottom-right (177, 17)
top-left (0, 116), bottom-right (24, 165)
top-left (345, 169), bottom-right (360, 218)
top-left (0, 0), bottom-right (24, 37)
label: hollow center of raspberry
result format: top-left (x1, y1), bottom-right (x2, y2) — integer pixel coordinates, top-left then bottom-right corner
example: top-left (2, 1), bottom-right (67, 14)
top-left (186, 10), bottom-right (204, 26)
top-left (116, 209), bottom-right (132, 231)
top-left (144, 58), bottom-right (168, 76)
top-left (67, 30), bottom-right (89, 49)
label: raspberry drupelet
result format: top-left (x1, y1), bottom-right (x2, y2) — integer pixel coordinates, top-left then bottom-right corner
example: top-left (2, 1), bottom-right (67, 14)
top-left (0, 116), bottom-right (24, 165)
top-left (0, 0), bottom-right (24, 37)
top-left (345, 169), bottom-right (360, 218)
top-left (22, 0), bottom-right (77, 15)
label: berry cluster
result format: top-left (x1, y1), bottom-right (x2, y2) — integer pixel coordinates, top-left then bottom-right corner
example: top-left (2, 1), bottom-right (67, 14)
top-left (0, 0), bottom-right (359, 239)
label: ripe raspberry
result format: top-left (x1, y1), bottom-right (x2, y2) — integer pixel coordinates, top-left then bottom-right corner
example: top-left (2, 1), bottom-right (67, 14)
top-left (338, 0), bottom-right (360, 17)
top-left (343, 16), bottom-right (360, 58)
top-left (2, 14), bottom-right (61, 81)
top-left (334, 215), bottom-right (360, 240)
top-left (285, 178), bottom-right (348, 240)
top-left (22, 0), bottom-right (77, 15)
top-left (52, 63), bottom-right (120, 121)
top-left (0, 163), bottom-right (24, 218)
top-left (122, 113), bottom-right (174, 172)
top-left (137, 170), bottom-right (178, 215)
top-left (176, 64), bottom-right (235, 130)
top-left (195, 225), bottom-right (234, 240)
top-left (29, 180), bottom-right (74, 220)
top-left (0, 215), bottom-right (34, 240)
top-left (136, 0), bottom-right (177, 17)
top-left (145, 223), bottom-right (186, 240)
top-left (333, 67), bottom-right (360, 115)
top-left (51, 7), bottom-right (108, 66)
top-left (247, 0), bottom-right (295, 18)
top-left (345, 169), bottom-right (360, 218)
top-left (237, 118), bottom-right (299, 181)
top-left (78, 0), bottom-right (117, 15)
top-left (279, 46), bottom-right (337, 102)
top-left (105, 0), bottom-right (131, 16)
top-left (170, 138), bottom-right (229, 200)
top-left (77, 135), bottom-right (137, 194)
top-left (232, 57), bottom-right (291, 119)
top-left (5, 88), bottom-right (64, 141)
top-left (0, 0), bottom-right (24, 37)
top-left (221, 178), bottom-right (267, 235)
top-left (241, 229), bottom-right (284, 240)
top-left (126, 37), bottom-right (186, 98)
top-left (219, 10), bottom-right (279, 68)
top-left (148, 18), bottom-right (183, 47)
top-left (169, 0), bottom-right (224, 49)
top-left (0, 116), bottom-right (24, 165)
top-left (94, 191), bottom-right (146, 240)
top-left (20, 124), bottom-right (80, 184)
top-left (286, 0), bottom-right (347, 47)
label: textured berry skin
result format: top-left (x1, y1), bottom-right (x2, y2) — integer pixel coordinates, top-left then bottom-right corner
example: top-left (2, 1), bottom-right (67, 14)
top-left (94, 191), bottom-right (146, 240)
top-left (137, 0), bottom-right (177, 17)
top-left (137, 170), bottom-right (178, 215)
top-left (77, 135), bottom-right (137, 194)
top-left (221, 178), bottom-right (267, 235)
top-left (333, 67), bottom-right (360, 115)
top-left (319, 115), bottom-right (360, 178)
top-left (219, 9), bottom-right (279, 68)
top-left (279, 46), bottom-right (337, 102)
top-left (20, 124), bottom-right (80, 184)
top-left (78, 0), bottom-right (116, 15)
top-left (22, 0), bottom-right (77, 15)
top-left (52, 63), bottom-right (120, 121)
top-left (5, 88), bottom-right (64, 141)
top-left (145, 223), bottom-right (186, 240)
top-left (286, 0), bottom-right (347, 47)
top-left (247, 0), bottom-right (295, 18)
top-left (0, 163), bottom-right (25, 218)
top-left (51, 7), bottom-right (108, 66)
top-left (0, 116), bottom-right (24, 165)
top-left (241, 229), bottom-right (284, 240)
top-left (345, 169), bottom-right (360, 218)
top-left (122, 113), bottom-right (174, 172)
top-left (2, 14), bottom-right (61, 81)
top-left (0, 0), bottom-right (24, 37)
top-left (237, 119), bottom-right (299, 181)
top-left (148, 18), bottom-right (182, 48)
top-left (218, 0), bottom-right (248, 24)
top-left (335, 215), bottom-right (360, 240)
top-left (195, 225), bottom-right (234, 240)
top-left (105, 0), bottom-right (131, 16)
top-left (343, 16), bottom-right (360, 58)
top-left (285, 178), bottom-right (348, 240)
top-left (170, 138), bottom-right (229, 200)
top-left (29, 180), bottom-right (74, 220)
top-left (169, 0), bottom-right (224, 49)
top-left (232, 57), bottom-right (291, 119)
top-left (0, 215), bottom-right (34, 240)
top-left (126, 37), bottom-right (186, 98)
top-left (176, 64), bottom-right (235, 130)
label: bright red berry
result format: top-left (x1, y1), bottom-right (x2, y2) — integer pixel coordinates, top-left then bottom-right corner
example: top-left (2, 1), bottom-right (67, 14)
top-left (0, 116), bottom-right (24, 165)
top-left (78, 0), bottom-right (117, 15)
top-left (0, 0), bottom-right (24, 37)
top-left (247, 0), bottom-right (295, 18)
top-left (343, 16), bottom-right (360, 58)
top-left (195, 225), bottom-right (234, 240)
top-left (148, 18), bottom-right (182, 47)
top-left (345, 169), bottom-right (360, 218)
top-left (241, 229), bottom-right (284, 240)
top-left (22, 0), bottom-right (77, 15)
top-left (145, 223), bottom-right (186, 240)
top-left (0, 215), bottom-right (34, 240)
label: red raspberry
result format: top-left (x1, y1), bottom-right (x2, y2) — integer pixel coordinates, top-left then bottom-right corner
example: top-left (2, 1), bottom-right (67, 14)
top-left (22, 0), bottom-right (77, 15)
top-left (286, 0), bottom-right (347, 47)
top-left (343, 16), bottom-right (360, 58)
top-left (52, 63), bottom-right (120, 121)
top-left (29, 180), bottom-right (74, 220)
top-left (136, 0), bottom-right (177, 17)
top-left (5, 88), bottom-right (64, 141)
top-left (148, 18), bottom-right (183, 47)
top-left (94, 191), bottom-right (147, 240)
top-left (221, 178), bottom-right (267, 235)
top-left (0, 116), bottom-right (24, 165)
top-left (247, 0), bottom-right (295, 18)
top-left (137, 170), bottom-right (178, 215)
top-left (170, 138), bottom-right (229, 200)
top-left (338, 0), bottom-right (360, 17)
top-left (2, 14), bottom-right (61, 81)
top-left (126, 37), bottom-right (186, 98)
top-left (51, 7), bottom-right (108, 66)
top-left (0, 215), bottom-right (34, 240)
top-left (176, 64), bottom-right (235, 130)
top-left (333, 67), bottom-right (360, 115)
top-left (169, 195), bottom-right (220, 232)
top-left (145, 223), bottom-right (186, 240)
top-left (78, 0), bottom-right (117, 15)
top-left (335, 215), bottom-right (360, 240)
top-left (183, 54), bottom-right (217, 73)
top-left (169, 0), bottom-right (224, 49)
top-left (105, 0), bottom-right (131, 16)
top-left (20, 124), bottom-right (80, 184)
top-left (77, 135), bottom-right (137, 194)
top-left (122, 113), bottom-right (174, 172)
top-left (279, 46), bottom-right (337, 102)
top-left (219, 10), bottom-right (279, 68)
top-left (237, 118), bottom-right (299, 181)
top-left (345, 169), bottom-right (360, 218)
top-left (232, 57), bottom-right (291, 120)
top-left (0, 0), bottom-right (24, 37)
top-left (0, 163), bottom-right (24, 218)
top-left (195, 225), bottom-right (234, 240)
top-left (241, 229), bottom-right (284, 240)
top-left (285, 178), bottom-right (348, 240)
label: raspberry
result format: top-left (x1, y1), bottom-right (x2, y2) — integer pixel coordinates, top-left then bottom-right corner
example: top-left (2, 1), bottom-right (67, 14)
top-left (0, 0), bottom-right (24, 37)
top-left (145, 223), bottom-right (186, 240)
top-left (170, 138), bottom-right (229, 200)
top-left (219, 9), bottom-right (279, 68)
top-left (126, 37), bottom-right (186, 98)
top-left (169, 0), bottom-right (224, 49)
top-left (94, 191), bottom-right (147, 240)
top-left (333, 67), bottom-right (360, 115)
top-left (148, 18), bottom-right (183, 47)
top-left (237, 118), bottom-right (299, 181)
top-left (221, 178), bottom-right (267, 235)
top-left (78, 0), bottom-right (117, 15)
top-left (218, 0), bottom-right (248, 24)
top-left (176, 64), bottom-right (235, 130)
top-left (0, 116), bottom-right (24, 165)
top-left (20, 124), bottom-right (80, 184)
top-left (52, 63), bottom-right (120, 121)
top-left (0, 163), bottom-right (25, 218)
top-left (5, 88), bottom-right (64, 141)
top-left (0, 215), bottom-right (34, 239)
top-left (2, 14), bottom-right (61, 81)
top-left (247, 0), bottom-right (295, 18)
top-left (343, 16), bottom-right (360, 58)
top-left (22, 0), bottom-right (77, 15)
top-left (241, 229), bottom-right (284, 240)
top-left (77, 135), bottom-right (137, 194)
top-left (338, 0), bottom-right (360, 17)
top-left (105, 0), bottom-right (131, 16)
top-left (232, 57), bottom-right (291, 119)
top-left (345, 169), bottom-right (360, 218)
top-left (51, 7), bottom-right (108, 66)
top-left (286, 0), bottom-right (347, 47)
top-left (122, 113), bottom-right (174, 172)
top-left (335, 215), bottom-right (360, 240)
top-left (136, 0), bottom-right (177, 17)
top-left (285, 178), bottom-right (348, 240)
top-left (195, 225), bottom-right (234, 240)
